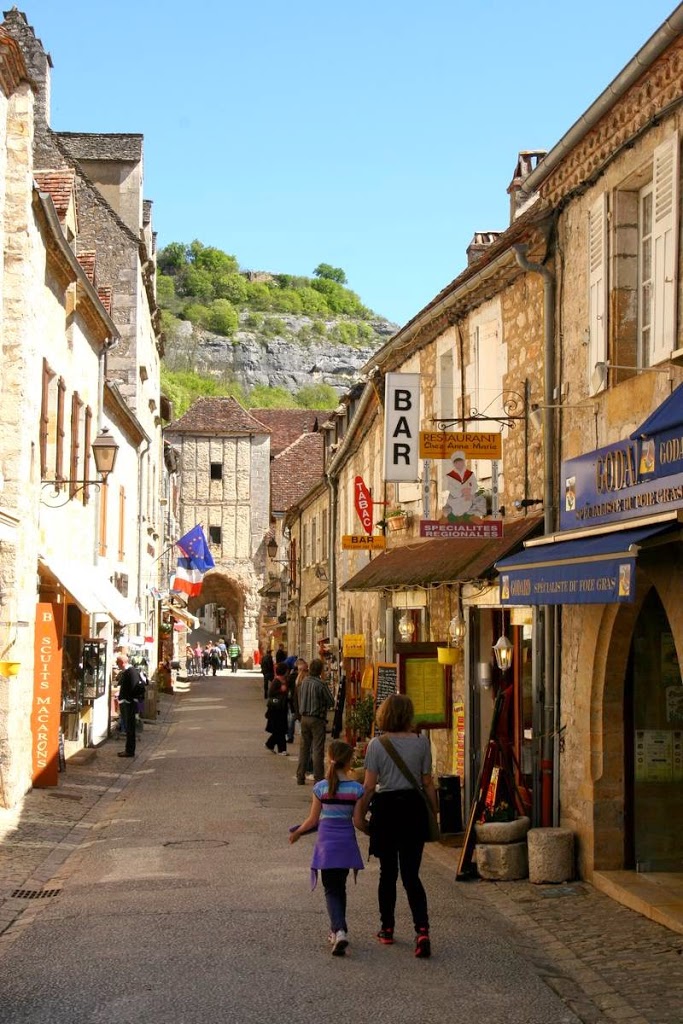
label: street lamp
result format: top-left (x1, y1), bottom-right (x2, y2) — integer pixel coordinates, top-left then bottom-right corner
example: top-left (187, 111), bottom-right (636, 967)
top-left (493, 634), bottom-right (513, 672)
top-left (41, 426), bottom-right (119, 506)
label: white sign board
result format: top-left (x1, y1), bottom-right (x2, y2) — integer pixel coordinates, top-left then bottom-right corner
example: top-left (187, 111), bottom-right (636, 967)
top-left (384, 373), bottom-right (420, 482)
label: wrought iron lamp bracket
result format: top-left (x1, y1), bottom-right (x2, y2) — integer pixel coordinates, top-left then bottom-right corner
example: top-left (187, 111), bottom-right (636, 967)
top-left (431, 390), bottom-right (527, 432)
top-left (40, 479), bottom-right (103, 508)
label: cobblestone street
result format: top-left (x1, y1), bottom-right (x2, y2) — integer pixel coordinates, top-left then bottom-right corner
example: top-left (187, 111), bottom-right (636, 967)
top-left (0, 675), bottom-right (682, 1024)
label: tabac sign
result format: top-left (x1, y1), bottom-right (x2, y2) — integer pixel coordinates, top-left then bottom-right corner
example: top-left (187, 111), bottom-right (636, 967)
top-left (561, 410), bottom-right (683, 530)
top-left (354, 476), bottom-right (373, 535)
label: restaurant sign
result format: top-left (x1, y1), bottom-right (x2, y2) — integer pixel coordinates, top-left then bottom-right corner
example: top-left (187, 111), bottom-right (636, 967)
top-left (561, 426), bottom-right (683, 530)
top-left (342, 535), bottom-right (386, 550)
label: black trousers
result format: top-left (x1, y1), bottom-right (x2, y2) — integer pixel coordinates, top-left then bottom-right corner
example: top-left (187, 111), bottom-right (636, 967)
top-left (370, 790), bottom-right (429, 933)
top-left (120, 701), bottom-right (136, 756)
top-left (321, 868), bottom-right (349, 932)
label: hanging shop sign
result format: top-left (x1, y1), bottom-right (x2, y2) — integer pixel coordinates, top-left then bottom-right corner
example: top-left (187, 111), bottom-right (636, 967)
top-left (420, 520), bottom-right (503, 539)
top-left (419, 431), bottom-right (502, 460)
top-left (354, 476), bottom-right (374, 535)
top-left (384, 373), bottom-right (420, 482)
top-left (499, 555), bottom-right (636, 606)
top-left (342, 535), bottom-right (386, 550)
top-left (342, 633), bottom-right (366, 658)
top-left (561, 406), bottom-right (683, 531)
top-left (32, 602), bottom-right (64, 788)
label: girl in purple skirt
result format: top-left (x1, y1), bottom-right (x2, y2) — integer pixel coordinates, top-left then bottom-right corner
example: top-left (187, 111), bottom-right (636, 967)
top-left (289, 739), bottom-right (364, 956)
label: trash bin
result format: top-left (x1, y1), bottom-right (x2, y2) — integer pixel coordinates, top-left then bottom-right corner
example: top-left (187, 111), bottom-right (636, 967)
top-left (438, 775), bottom-right (462, 834)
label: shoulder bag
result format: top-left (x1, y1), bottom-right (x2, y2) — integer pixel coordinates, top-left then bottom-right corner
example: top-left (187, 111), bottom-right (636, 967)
top-left (379, 736), bottom-right (440, 842)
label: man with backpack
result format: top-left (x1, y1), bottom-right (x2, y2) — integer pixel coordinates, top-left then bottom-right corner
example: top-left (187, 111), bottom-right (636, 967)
top-left (115, 652), bottom-right (144, 759)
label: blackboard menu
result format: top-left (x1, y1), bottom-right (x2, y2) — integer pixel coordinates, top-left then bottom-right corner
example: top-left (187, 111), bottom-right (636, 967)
top-left (375, 663), bottom-right (398, 711)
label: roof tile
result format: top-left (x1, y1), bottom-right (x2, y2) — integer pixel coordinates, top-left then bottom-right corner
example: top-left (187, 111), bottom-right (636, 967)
top-left (271, 432), bottom-right (325, 513)
top-left (33, 169), bottom-right (76, 221)
top-left (251, 409), bottom-right (326, 456)
top-left (166, 396), bottom-right (271, 435)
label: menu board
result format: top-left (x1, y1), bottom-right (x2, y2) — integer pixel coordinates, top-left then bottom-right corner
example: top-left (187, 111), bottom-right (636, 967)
top-left (402, 657), bottom-right (448, 727)
top-left (375, 663), bottom-right (398, 712)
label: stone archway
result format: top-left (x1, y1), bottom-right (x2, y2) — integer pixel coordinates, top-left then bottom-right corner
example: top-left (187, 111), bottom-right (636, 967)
top-left (187, 563), bottom-right (263, 668)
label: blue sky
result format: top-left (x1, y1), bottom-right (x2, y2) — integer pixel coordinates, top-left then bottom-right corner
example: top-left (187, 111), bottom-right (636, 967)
top-left (16, 1), bottom-right (679, 325)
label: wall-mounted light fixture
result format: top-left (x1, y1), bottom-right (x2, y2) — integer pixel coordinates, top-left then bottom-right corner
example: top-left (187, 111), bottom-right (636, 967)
top-left (591, 360), bottom-right (672, 393)
top-left (314, 566), bottom-right (329, 582)
top-left (41, 427), bottom-right (119, 507)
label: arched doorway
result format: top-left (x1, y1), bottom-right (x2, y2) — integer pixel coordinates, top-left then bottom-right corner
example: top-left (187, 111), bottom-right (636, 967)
top-left (624, 588), bottom-right (683, 871)
top-left (188, 572), bottom-right (246, 647)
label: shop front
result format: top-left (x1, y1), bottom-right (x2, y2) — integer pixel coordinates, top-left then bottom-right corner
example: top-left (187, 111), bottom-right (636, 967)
top-left (498, 387), bottom-right (683, 885)
top-left (36, 556), bottom-right (143, 775)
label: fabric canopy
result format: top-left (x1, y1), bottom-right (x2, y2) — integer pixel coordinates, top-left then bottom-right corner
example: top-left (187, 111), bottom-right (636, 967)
top-left (495, 520), bottom-right (677, 605)
top-left (163, 603), bottom-right (200, 630)
top-left (39, 555), bottom-right (107, 614)
top-left (341, 515), bottom-right (541, 591)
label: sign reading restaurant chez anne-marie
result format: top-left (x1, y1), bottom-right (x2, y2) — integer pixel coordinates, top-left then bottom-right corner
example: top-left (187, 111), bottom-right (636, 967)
top-left (419, 431), bottom-right (502, 460)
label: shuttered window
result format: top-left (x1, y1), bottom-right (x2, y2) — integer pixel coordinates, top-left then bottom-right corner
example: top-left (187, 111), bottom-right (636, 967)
top-left (651, 133), bottom-right (680, 364)
top-left (83, 407), bottom-right (92, 505)
top-left (118, 486), bottom-right (126, 561)
top-left (588, 193), bottom-right (608, 393)
top-left (98, 482), bottom-right (108, 556)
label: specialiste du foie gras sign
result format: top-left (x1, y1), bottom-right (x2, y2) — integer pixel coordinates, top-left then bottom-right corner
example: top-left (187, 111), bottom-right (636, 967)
top-left (560, 427), bottom-right (683, 530)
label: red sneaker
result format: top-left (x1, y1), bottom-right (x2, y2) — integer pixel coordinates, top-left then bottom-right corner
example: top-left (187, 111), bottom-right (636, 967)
top-left (377, 928), bottom-right (394, 945)
top-left (415, 930), bottom-right (431, 958)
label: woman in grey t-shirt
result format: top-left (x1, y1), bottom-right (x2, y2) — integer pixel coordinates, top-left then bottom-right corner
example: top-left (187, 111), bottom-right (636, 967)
top-left (354, 694), bottom-right (437, 958)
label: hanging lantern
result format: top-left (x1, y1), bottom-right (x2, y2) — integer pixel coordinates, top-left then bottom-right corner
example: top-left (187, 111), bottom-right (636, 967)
top-left (448, 614), bottom-right (467, 648)
top-left (493, 634), bottom-right (513, 672)
top-left (398, 614), bottom-right (415, 641)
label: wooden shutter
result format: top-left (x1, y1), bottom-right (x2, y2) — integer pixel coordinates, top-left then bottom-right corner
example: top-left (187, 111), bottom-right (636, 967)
top-left (652, 133), bottom-right (680, 364)
top-left (83, 407), bottom-right (92, 504)
top-left (289, 538), bottom-right (297, 588)
top-left (56, 378), bottom-right (66, 485)
top-left (118, 486), bottom-right (126, 561)
top-left (69, 392), bottom-right (82, 499)
top-left (305, 616), bottom-right (314, 662)
top-left (588, 193), bottom-right (608, 392)
top-left (40, 359), bottom-right (54, 478)
top-left (98, 482), bottom-right (108, 556)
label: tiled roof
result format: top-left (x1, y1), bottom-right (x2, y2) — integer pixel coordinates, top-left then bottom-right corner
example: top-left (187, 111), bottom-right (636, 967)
top-left (77, 250), bottom-right (96, 283)
top-left (97, 286), bottom-right (112, 315)
top-left (33, 169), bottom-right (76, 221)
top-left (341, 515), bottom-right (543, 591)
top-left (166, 396), bottom-right (271, 435)
top-left (271, 432), bottom-right (325, 513)
top-left (251, 409), bottom-right (326, 456)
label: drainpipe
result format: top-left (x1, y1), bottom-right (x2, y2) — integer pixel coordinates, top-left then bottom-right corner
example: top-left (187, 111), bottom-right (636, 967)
top-left (137, 437), bottom-right (152, 618)
top-left (326, 472), bottom-right (339, 650)
top-left (513, 243), bottom-right (557, 827)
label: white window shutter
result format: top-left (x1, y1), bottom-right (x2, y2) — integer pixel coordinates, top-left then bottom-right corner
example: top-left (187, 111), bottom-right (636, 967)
top-left (652, 133), bottom-right (680, 363)
top-left (305, 616), bottom-right (313, 662)
top-left (588, 193), bottom-right (608, 393)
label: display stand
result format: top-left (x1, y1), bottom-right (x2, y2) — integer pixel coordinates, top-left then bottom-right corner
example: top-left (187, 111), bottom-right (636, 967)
top-left (456, 685), bottom-right (532, 880)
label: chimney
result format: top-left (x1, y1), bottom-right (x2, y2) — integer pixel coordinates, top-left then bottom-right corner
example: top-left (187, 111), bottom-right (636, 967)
top-left (507, 150), bottom-right (547, 222)
top-left (466, 232), bottom-right (502, 266)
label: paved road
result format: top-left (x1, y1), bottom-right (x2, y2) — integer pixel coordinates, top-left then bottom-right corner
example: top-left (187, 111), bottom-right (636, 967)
top-left (0, 670), bottom-right (680, 1024)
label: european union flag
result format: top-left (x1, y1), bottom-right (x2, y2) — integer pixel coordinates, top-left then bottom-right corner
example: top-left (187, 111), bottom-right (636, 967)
top-left (175, 525), bottom-right (215, 573)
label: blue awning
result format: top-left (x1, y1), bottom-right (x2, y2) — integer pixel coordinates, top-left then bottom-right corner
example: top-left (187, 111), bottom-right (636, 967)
top-left (495, 521), bottom-right (677, 606)
top-left (631, 383), bottom-right (683, 438)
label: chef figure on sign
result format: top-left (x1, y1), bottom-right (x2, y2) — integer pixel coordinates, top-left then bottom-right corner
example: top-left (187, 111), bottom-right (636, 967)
top-left (442, 450), bottom-right (487, 519)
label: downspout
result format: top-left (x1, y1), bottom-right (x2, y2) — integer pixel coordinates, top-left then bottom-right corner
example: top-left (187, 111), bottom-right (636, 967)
top-left (327, 471), bottom-right (339, 650)
top-left (137, 437), bottom-right (152, 618)
top-left (513, 243), bottom-right (557, 827)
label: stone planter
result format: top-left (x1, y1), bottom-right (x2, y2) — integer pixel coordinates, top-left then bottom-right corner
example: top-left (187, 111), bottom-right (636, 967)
top-left (475, 816), bottom-right (530, 845)
top-left (476, 840), bottom-right (528, 880)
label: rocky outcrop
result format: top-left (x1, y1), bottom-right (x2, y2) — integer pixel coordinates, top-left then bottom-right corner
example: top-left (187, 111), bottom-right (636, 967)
top-left (164, 312), bottom-right (396, 393)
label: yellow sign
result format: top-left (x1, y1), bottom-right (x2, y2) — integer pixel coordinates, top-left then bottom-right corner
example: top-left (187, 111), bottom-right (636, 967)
top-left (342, 535), bottom-right (387, 550)
top-left (452, 701), bottom-right (465, 777)
top-left (343, 633), bottom-right (366, 658)
top-left (361, 665), bottom-right (374, 692)
top-left (419, 431), bottom-right (502, 460)
top-left (404, 657), bottom-right (446, 725)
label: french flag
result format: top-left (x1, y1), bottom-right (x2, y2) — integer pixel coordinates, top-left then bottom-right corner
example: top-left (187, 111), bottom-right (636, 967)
top-left (171, 526), bottom-right (215, 597)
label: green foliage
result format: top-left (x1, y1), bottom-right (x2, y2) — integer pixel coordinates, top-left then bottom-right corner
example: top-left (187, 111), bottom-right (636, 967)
top-left (294, 383), bottom-right (338, 409)
top-left (157, 274), bottom-right (176, 305)
top-left (206, 299), bottom-right (239, 336)
top-left (248, 384), bottom-right (297, 408)
top-left (313, 263), bottom-right (347, 285)
top-left (345, 695), bottom-right (375, 739)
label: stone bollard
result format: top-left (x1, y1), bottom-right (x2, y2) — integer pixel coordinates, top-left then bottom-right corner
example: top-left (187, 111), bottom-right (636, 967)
top-left (527, 827), bottom-right (574, 884)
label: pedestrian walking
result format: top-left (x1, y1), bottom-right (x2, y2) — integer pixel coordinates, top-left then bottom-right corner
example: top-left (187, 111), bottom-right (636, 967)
top-left (202, 645), bottom-right (210, 674)
top-left (289, 739), bottom-right (364, 956)
top-left (296, 659), bottom-right (334, 785)
top-left (354, 694), bottom-right (437, 958)
top-left (261, 647), bottom-right (274, 699)
top-left (265, 665), bottom-right (289, 755)
top-left (228, 638), bottom-right (241, 673)
top-left (218, 639), bottom-right (228, 669)
top-left (285, 658), bottom-right (299, 744)
top-left (210, 645), bottom-right (221, 677)
top-left (115, 652), bottom-right (143, 759)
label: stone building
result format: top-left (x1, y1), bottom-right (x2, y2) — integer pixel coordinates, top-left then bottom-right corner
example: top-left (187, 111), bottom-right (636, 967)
top-left (496, 10), bottom-right (683, 918)
top-left (164, 397), bottom-right (272, 664)
top-left (0, 11), bottom-right (164, 807)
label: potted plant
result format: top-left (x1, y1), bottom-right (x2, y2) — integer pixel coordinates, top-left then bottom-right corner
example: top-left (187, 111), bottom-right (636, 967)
top-left (385, 508), bottom-right (409, 532)
top-left (345, 694), bottom-right (376, 741)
